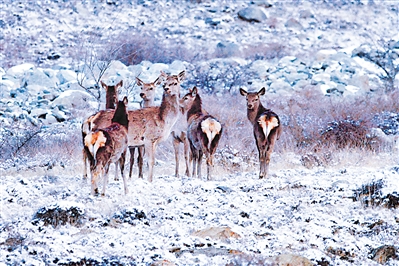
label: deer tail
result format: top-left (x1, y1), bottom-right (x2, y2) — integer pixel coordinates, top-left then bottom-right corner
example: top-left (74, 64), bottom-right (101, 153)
top-left (201, 117), bottom-right (222, 150)
top-left (84, 131), bottom-right (107, 163)
top-left (258, 115), bottom-right (279, 140)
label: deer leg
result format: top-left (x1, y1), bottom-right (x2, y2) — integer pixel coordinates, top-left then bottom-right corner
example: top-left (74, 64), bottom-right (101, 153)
top-left (114, 161), bottom-right (119, 181)
top-left (83, 148), bottom-right (88, 179)
top-left (197, 150), bottom-right (203, 179)
top-left (191, 148), bottom-right (197, 178)
top-left (206, 152), bottom-right (214, 181)
top-left (259, 148), bottom-right (268, 179)
top-left (146, 142), bottom-right (157, 183)
top-left (119, 151), bottom-right (129, 195)
top-left (182, 134), bottom-right (191, 177)
top-left (129, 147), bottom-right (135, 179)
top-left (173, 137), bottom-right (180, 178)
top-left (102, 164), bottom-right (110, 196)
top-left (137, 146), bottom-right (144, 179)
top-left (91, 165), bottom-right (101, 196)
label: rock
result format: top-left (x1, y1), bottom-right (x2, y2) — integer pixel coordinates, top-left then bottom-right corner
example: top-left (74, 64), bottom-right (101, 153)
top-left (215, 41), bottom-right (241, 57)
top-left (57, 69), bottom-right (77, 85)
top-left (51, 90), bottom-right (98, 110)
top-left (192, 226), bottom-right (241, 242)
top-left (6, 63), bottom-right (35, 79)
top-left (348, 73), bottom-right (370, 91)
top-left (272, 254), bottom-right (313, 266)
top-left (285, 18), bottom-right (303, 30)
top-left (238, 7), bottom-right (267, 23)
top-left (299, 9), bottom-right (314, 19)
top-left (22, 68), bottom-right (57, 89)
top-left (370, 245), bottom-right (397, 264)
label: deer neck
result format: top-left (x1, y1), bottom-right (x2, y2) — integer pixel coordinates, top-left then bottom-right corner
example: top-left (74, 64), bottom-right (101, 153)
top-left (247, 103), bottom-right (266, 125)
top-left (141, 99), bottom-right (154, 108)
top-left (105, 89), bottom-right (117, 109)
top-left (186, 95), bottom-right (203, 122)
top-left (159, 93), bottom-right (179, 125)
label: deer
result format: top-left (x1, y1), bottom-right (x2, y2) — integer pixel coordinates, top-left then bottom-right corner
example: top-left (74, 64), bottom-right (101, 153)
top-left (128, 75), bottom-right (164, 179)
top-left (179, 87), bottom-right (223, 180)
top-left (84, 96), bottom-right (129, 196)
top-left (82, 71), bottom-right (186, 182)
top-left (239, 87), bottom-right (282, 179)
top-left (82, 80), bottom-right (123, 180)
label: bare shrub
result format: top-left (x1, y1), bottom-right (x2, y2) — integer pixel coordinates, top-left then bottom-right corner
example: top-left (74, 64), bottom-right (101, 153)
top-left (320, 118), bottom-right (374, 150)
top-left (243, 42), bottom-right (287, 60)
top-left (32, 203), bottom-right (84, 228)
top-left (110, 32), bottom-right (208, 65)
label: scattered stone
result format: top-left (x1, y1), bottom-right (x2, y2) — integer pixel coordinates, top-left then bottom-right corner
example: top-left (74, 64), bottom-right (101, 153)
top-left (238, 7), bottom-right (267, 23)
top-left (370, 245), bottom-right (397, 264)
top-left (272, 253), bottom-right (313, 266)
top-left (192, 226), bottom-right (241, 241)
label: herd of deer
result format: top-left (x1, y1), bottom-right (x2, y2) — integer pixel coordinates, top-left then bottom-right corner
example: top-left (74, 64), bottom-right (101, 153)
top-left (81, 71), bottom-right (282, 196)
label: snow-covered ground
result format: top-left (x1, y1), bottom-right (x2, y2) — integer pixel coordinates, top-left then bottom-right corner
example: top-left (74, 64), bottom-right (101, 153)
top-left (1, 153), bottom-right (399, 265)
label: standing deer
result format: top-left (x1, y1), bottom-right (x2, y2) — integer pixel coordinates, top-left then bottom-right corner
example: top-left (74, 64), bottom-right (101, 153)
top-left (179, 87), bottom-right (223, 180)
top-left (128, 75), bottom-right (164, 179)
top-left (84, 96), bottom-right (129, 196)
top-left (137, 76), bottom-right (162, 108)
top-left (83, 71), bottom-right (186, 182)
top-left (82, 80), bottom-right (123, 180)
top-left (239, 87), bottom-right (282, 179)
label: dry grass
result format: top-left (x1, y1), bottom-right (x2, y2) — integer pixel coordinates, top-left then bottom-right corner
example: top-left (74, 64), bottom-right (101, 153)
top-left (1, 87), bottom-right (398, 176)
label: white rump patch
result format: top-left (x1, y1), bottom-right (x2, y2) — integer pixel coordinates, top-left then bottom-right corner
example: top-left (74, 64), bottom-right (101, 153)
top-left (258, 116), bottom-right (279, 139)
top-left (84, 131), bottom-right (107, 160)
top-left (201, 118), bottom-right (221, 149)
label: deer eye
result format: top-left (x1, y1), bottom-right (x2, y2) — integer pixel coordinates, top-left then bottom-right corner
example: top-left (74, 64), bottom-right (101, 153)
top-left (149, 88), bottom-right (153, 90)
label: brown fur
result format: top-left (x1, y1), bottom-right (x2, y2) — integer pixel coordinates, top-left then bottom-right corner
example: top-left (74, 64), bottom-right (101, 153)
top-left (180, 87), bottom-right (223, 180)
top-left (82, 80), bottom-right (123, 180)
top-left (239, 87), bottom-right (282, 179)
top-left (84, 97), bottom-right (129, 196)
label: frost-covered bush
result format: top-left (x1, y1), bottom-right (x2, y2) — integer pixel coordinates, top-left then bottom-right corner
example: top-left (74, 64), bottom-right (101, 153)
top-left (32, 202), bottom-right (85, 227)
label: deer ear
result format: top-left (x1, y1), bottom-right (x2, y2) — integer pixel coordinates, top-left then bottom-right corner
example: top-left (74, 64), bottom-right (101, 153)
top-left (100, 81), bottom-right (107, 90)
top-left (136, 77), bottom-right (143, 86)
top-left (258, 87), bottom-right (266, 96)
top-left (154, 76), bottom-right (163, 86)
top-left (115, 80), bottom-right (123, 89)
top-left (239, 88), bottom-right (247, 96)
top-left (178, 70), bottom-right (186, 82)
top-left (192, 87), bottom-right (198, 96)
top-left (123, 96), bottom-right (128, 105)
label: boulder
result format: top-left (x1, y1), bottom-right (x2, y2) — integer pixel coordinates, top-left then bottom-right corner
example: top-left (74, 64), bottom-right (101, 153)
top-left (192, 226), bottom-right (241, 242)
top-left (272, 254), bottom-right (313, 266)
top-left (238, 7), bottom-right (267, 23)
top-left (51, 90), bottom-right (98, 111)
top-left (370, 245), bottom-right (397, 264)
top-left (215, 41), bottom-right (241, 57)
top-left (57, 69), bottom-right (77, 85)
top-left (22, 68), bottom-right (57, 89)
top-left (6, 63), bottom-right (35, 79)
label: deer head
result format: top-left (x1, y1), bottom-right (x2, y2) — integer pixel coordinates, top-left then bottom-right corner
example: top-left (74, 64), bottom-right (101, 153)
top-left (136, 75), bottom-right (163, 107)
top-left (179, 86), bottom-right (198, 111)
top-left (239, 87), bottom-right (265, 110)
top-left (162, 70), bottom-right (186, 95)
top-left (101, 80), bottom-right (123, 109)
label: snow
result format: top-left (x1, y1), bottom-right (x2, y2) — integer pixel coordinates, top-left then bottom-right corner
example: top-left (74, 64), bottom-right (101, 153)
top-left (1, 159), bottom-right (399, 265)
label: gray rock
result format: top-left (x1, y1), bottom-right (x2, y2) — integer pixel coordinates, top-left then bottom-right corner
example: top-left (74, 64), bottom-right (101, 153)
top-left (57, 69), bottom-right (77, 85)
top-left (285, 18), bottom-right (303, 30)
top-left (22, 68), bottom-right (57, 89)
top-left (215, 41), bottom-right (241, 57)
top-left (238, 7), bottom-right (267, 23)
top-left (51, 90), bottom-right (98, 111)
